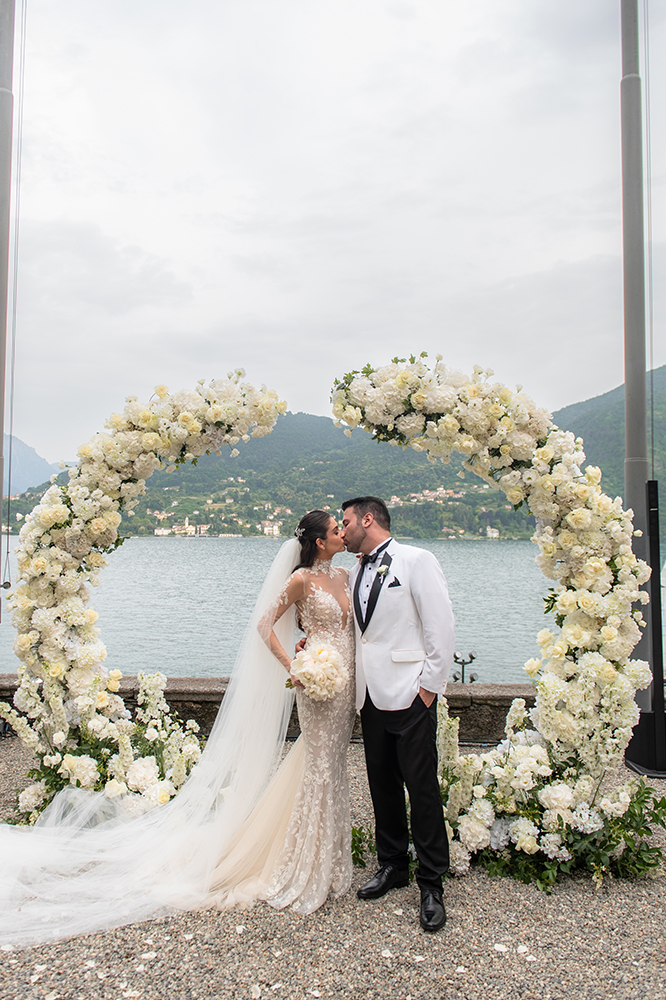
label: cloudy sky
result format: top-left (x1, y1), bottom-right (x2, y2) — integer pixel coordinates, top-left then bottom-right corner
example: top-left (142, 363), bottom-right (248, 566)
top-left (7, 0), bottom-right (666, 461)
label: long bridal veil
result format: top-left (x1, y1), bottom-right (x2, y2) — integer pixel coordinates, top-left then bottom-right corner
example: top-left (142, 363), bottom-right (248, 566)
top-left (0, 539), bottom-right (301, 947)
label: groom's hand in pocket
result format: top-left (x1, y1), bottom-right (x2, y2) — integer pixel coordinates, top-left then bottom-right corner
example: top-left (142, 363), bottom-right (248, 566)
top-left (418, 687), bottom-right (436, 707)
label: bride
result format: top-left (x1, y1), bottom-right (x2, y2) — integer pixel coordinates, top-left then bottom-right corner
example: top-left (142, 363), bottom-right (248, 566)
top-left (0, 510), bottom-right (356, 947)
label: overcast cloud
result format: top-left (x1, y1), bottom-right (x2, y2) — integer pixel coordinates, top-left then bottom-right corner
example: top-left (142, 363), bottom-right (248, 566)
top-left (7, 0), bottom-right (666, 460)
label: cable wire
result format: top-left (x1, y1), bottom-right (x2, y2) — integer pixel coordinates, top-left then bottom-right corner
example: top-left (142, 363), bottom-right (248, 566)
top-left (2, 0), bottom-right (29, 596)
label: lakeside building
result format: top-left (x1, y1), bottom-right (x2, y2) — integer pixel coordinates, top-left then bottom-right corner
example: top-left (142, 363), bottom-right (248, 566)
top-left (155, 517), bottom-right (211, 537)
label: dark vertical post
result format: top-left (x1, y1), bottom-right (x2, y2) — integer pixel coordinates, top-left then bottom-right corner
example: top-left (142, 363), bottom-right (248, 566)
top-left (646, 482), bottom-right (665, 771)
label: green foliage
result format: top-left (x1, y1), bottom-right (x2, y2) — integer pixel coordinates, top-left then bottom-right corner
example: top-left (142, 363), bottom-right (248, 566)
top-left (351, 824), bottom-right (376, 868)
top-left (474, 780), bottom-right (666, 893)
top-left (477, 846), bottom-right (560, 893)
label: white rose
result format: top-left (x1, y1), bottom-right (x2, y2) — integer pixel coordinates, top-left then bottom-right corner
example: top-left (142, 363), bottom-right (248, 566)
top-left (538, 782), bottom-right (575, 812)
top-left (104, 779), bottom-right (128, 799)
top-left (142, 779), bottom-right (176, 808)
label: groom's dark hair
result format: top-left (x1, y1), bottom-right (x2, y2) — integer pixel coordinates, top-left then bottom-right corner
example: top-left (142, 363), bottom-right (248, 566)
top-left (342, 496), bottom-right (391, 530)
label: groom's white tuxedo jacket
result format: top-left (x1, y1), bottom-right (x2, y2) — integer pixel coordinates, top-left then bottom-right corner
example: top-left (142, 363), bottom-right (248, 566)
top-left (350, 539), bottom-right (455, 711)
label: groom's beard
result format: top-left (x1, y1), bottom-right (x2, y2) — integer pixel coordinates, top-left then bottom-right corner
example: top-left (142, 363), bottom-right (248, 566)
top-left (343, 527), bottom-right (366, 553)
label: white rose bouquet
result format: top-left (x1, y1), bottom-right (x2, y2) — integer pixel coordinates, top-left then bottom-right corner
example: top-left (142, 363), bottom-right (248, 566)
top-left (288, 644), bottom-right (348, 701)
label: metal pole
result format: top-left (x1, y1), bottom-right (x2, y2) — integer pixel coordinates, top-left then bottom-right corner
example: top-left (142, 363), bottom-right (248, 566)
top-left (621, 0), bottom-right (651, 705)
top-left (0, 0), bottom-right (15, 506)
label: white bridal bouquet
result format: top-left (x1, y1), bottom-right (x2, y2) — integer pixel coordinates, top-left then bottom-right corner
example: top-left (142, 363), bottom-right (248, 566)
top-left (288, 644), bottom-right (348, 701)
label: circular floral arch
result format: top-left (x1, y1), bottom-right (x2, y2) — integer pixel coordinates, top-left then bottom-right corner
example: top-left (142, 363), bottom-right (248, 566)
top-left (2, 357), bottom-right (659, 885)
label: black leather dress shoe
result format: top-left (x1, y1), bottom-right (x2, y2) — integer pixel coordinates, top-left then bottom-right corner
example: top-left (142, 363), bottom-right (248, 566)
top-left (419, 889), bottom-right (446, 931)
top-left (357, 864), bottom-right (410, 900)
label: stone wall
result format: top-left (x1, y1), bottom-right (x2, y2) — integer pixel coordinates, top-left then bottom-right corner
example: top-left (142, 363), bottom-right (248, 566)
top-left (0, 674), bottom-right (535, 744)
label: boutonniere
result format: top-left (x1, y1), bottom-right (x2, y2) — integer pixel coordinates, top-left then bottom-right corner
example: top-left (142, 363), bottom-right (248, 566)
top-left (377, 566), bottom-right (389, 578)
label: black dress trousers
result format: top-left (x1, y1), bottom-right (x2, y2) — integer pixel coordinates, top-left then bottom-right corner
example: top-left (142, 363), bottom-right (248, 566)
top-left (361, 691), bottom-right (449, 892)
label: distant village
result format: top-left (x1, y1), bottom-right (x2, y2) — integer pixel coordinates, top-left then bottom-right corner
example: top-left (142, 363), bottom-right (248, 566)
top-left (148, 482), bottom-right (502, 539)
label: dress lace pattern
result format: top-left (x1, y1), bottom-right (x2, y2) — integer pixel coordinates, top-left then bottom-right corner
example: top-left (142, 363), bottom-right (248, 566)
top-left (209, 564), bottom-right (356, 915)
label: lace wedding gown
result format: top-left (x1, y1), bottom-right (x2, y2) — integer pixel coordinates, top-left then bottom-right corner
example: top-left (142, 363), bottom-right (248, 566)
top-left (208, 560), bottom-right (356, 914)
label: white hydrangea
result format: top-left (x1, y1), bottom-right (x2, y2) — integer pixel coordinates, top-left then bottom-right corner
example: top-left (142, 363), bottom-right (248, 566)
top-left (539, 833), bottom-right (572, 862)
top-left (60, 753), bottom-right (100, 789)
top-left (572, 803), bottom-right (604, 834)
top-left (457, 814), bottom-right (491, 852)
top-left (468, 797), bottom-right (495, 827)
top-left (489, 818), bottom-right (511, 850)
top-left (126, 756), bottom-right (160, 793)
top-left (18, 782), bottom-right (47, 814)
top-left (449, 841), bottom-right (472, 875)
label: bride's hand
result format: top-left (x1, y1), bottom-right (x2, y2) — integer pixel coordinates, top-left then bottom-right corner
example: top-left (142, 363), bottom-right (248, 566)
top-left (294, 638), bottom-right (306, 655)
top-left (289, 673), bottom-right (305, 688)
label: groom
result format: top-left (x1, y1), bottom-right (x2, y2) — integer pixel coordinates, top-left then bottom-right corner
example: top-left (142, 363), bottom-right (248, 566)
top-left (341, 496), bottom-right (454, 932)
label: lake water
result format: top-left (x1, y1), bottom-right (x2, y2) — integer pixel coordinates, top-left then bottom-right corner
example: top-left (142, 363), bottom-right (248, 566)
top-left (0, 536), bottom-right (559, 683)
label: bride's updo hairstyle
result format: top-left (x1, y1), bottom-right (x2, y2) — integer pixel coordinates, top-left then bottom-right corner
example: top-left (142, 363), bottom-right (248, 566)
top-left (294, 509), bottom-right (333, 569)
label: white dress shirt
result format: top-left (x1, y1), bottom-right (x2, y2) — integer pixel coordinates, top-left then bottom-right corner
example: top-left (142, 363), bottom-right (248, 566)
top-left (357, 538), bottom-right (392, 617)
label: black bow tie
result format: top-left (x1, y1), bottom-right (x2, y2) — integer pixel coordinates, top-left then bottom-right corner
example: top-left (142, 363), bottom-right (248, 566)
top-left (360, 542), bottom-right (390, 568)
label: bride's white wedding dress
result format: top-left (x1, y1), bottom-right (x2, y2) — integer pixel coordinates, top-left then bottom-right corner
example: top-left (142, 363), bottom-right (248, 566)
top-left (208, 557), bottom-right (356, 913)
top-left (0, 540), bottom-right (355, 947)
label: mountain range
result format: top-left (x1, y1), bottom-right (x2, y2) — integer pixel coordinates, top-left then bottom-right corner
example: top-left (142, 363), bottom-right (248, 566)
top-left (2, 435), bottom-right (59, 495)
top-left (551, 365), bottom-right (666, 501)
top-left (6, 365), bottom-right (666, 514)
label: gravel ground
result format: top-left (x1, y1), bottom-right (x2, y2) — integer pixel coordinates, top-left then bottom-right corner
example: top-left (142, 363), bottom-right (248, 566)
top-left (1, 736), bottom-right (666, 1000)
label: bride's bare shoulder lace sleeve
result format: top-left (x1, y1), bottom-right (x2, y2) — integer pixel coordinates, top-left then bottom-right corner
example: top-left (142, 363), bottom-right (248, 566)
top-left (258, 571), bottom-right (305, 671)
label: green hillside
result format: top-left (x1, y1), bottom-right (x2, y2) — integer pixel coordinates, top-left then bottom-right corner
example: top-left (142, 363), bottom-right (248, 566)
top-left (112, 412), bottom-right (533, 539)
top-left (9, 412), bottom-right (534, 540)
top-left (8, 368), bottom-right (666, 542)
top-left (552, 365), bottom-right (666, 501)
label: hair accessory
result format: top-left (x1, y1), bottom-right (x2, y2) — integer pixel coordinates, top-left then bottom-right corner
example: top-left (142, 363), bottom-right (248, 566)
top-left (294, 527), bottom-right (305, 539)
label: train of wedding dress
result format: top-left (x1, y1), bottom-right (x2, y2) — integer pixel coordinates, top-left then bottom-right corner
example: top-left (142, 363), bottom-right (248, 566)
top-left (0, 539), bottom-right (319, 948)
